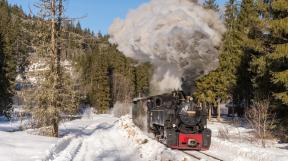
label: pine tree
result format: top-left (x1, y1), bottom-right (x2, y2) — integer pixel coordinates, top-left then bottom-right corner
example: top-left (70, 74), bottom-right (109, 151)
top-left (203, 0), bottom-right (219, 12)
top-left (0, 0), bottom-right (18, 117)
top-left (0, 1), bottom-right (10, 116)
top-left (0, 33), bottom-right (11, 116)
top-left (194, 0), bottom-right (239, 111)
top-left (26, 0), bottom-right (80, 137)
top-left (268, 0), bottom-right (288, 105)
top-left (246, 0), bottom-right (287, 105)
top-left (194, 70), bottom-right (229, 119)
top-left (217, 0), bottom-right (240, 92)
top-left (76, 38), bottom-right (110, 113)
top-left (75, 21), bottom-right (82, 34)
top-left (231, 0), bottom-right (259, 107)
top-left (242, 0), bottom-right (288, 141)
top-left (195, 0), bottom-right (260, 118)
top-left (134, 62), bottom-right (152, 97)
top-left (246, 0), bottom-right (271, 100)
top-left (76, 36), bottom-right (152, 112)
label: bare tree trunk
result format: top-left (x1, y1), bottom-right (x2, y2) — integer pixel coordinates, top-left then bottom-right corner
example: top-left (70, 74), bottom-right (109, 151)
top-left (51, 0), bottom-right (56, 72)
top-left (56, 0), bottom-right (63, 84)
top-left (217, 101), bottom-right (221, 121)
top-left (50, 0), bottom-right (63, 137)
top-left (50, 0), bottom-right (58, 137)
top-left (208, 104), bottom-right (211, 121)
top-left (52, 118), bottom-right (58, 137)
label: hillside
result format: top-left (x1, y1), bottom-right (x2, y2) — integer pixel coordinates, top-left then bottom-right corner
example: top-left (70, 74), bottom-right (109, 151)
top-left (0, 0), bottom-right (152, 117)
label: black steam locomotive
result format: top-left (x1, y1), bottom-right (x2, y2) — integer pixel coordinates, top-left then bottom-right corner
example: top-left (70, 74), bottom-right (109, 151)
top-left (132, 91), bottom-right (211, 150)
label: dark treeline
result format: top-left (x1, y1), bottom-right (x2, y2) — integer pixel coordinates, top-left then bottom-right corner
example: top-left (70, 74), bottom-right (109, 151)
top-left (0, 0), bottom-right (30, 116)
top-left (75, 35), bottom-right (152, 113)
top-left (196, 0), bottom-right (288, 142)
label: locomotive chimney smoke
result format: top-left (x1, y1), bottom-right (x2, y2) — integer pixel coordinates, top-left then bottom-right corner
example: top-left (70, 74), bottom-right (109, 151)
top-left (109, 0), bottom-right (225, 95)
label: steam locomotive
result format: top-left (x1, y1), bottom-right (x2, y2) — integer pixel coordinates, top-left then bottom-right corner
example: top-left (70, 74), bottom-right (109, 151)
top-left (132, 91), bottom-right (211, 150)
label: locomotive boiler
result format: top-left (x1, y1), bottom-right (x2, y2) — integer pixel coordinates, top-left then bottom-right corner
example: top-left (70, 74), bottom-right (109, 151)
top-left (132, 91), bottom-right (211, 150)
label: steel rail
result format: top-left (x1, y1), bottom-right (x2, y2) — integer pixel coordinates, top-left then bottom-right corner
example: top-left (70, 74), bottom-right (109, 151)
top-left (182, 150), bottom-right (224, 161)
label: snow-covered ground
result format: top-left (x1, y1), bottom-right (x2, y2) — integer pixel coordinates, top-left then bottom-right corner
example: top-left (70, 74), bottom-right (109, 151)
top-left (44, 114), bottom-right (194, 161)
top-left (0, 114), bottom-right (287, 161)
top-left (0, 116), bottom-right (23, 132)
top-left (0, 115), bottom-right (57, 161)
top-left (0, 114), bottom-right (193, 161)
top-left (207, 119), bottom-right (288, 161)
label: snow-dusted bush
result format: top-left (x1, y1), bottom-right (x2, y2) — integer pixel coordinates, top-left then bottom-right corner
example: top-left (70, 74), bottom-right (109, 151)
top-left (81, 107), bottom-right (96, 119)
top-left (245, 99), bottom-right (276, 147)
top-left (218, 126), bottom-right (230, 140)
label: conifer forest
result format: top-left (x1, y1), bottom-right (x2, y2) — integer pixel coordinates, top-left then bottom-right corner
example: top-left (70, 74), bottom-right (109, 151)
top-left (0, 0), bottom-right (287, 161)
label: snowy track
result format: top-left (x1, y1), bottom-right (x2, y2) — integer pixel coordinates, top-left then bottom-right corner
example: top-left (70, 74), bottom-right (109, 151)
top-left (41, 115), bottom-right (195, 161)
top-left (44, 115), bottom-right (138, 161)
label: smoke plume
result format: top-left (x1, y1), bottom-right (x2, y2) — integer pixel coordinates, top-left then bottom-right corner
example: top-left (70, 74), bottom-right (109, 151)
top-left (109, 0), bottom-right (225, 95)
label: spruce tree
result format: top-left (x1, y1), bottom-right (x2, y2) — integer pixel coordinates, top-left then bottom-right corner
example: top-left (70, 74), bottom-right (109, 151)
top-left (203, 0), bottom-right (219, 12)
top-left (0, 0), bottom-right (18, 117)
top-left (268, 0), bottom-right (288, 105)
top-left (194, 0), bottom-right (239, 104)
top-left (217, 0), bottom-right (240, 91)
top-left (244, 0), bottom-right (288, 141)
top-left (247, 0), bottom-right (271, 100)
top-left (247, 0), bottom-right (288, 105)
top-left (76, 36), bottom-right (152, 112)
top-left (232, 0), bottom-right (259, 107)
top-left (134, 62), bottom-right (152, 97)
top-left (195, 0), bottom-right (260, 117)
top-left (75, 21), bottom-right (82, 34)
top-left (26, 0), bottom-right (81, 137)
top-left (0, 33), bottom-right (11, 116)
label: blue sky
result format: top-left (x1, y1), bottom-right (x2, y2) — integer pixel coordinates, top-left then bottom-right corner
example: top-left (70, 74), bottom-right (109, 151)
top-left (8, 0), bottom-right (227, 34)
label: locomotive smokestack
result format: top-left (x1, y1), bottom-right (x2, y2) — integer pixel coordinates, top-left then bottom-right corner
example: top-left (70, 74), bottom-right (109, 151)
top-left (109, 0), bottom-right (225, 95)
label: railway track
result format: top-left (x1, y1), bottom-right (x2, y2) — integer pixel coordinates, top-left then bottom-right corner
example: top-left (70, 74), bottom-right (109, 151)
top-left (182, 150), bottom-right (224, 161)
top-left (157, 140), bottom-right (223, 161)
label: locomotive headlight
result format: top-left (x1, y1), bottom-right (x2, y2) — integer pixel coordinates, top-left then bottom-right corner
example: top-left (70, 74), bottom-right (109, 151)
top-left (188, 139), bottom-right (198, 147)
top-left (186, 111), bottom-right (196, 117)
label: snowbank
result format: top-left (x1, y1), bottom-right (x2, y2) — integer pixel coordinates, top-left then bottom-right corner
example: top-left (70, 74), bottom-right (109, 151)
top-left (117, 115), bottom-right (193, 161)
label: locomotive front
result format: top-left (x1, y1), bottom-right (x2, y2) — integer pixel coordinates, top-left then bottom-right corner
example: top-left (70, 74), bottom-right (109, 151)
top-left (132, 91), bottom-right (212, 150)
top-left (173, 100), bottom-right (212, 150)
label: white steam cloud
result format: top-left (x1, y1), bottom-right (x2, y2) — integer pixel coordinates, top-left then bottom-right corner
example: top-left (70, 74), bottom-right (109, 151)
top-left (109, 0), bottom-right (225, 95)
